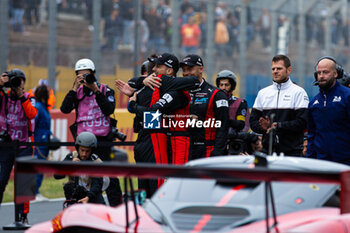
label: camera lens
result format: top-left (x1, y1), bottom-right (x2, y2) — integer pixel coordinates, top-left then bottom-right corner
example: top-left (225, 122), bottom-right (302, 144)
top-left (108, 127), bottom-right (127, 141)
top-left (83, 73), bottom-right (96, 84)
top-left (229, 139), bottom-right (246, 155)
top-left (116, 131), bottom-right (127, 141)
top-left (10, 76), bottom-right (22, 88)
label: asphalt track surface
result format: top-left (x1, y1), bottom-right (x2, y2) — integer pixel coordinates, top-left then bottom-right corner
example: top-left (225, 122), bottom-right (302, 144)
top-left (0, 198), bottom-right (64, 233)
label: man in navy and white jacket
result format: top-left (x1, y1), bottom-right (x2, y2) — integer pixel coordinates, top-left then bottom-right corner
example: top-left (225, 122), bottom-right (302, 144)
top-left (250, 54), bottom-right (309, 156)
top-left (307, 57), bottom-right (350, 165)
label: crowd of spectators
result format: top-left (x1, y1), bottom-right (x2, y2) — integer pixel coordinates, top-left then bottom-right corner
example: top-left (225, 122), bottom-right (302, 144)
top-left (8, 0), bottom-right (350, 65)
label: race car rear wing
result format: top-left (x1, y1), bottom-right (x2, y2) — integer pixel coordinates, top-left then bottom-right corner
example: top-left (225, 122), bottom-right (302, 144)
top-left (16, 155), bottom-right (349, 213)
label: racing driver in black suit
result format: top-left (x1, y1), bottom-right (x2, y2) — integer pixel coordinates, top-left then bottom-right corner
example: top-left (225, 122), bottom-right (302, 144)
top-left (180, 54), bottom-right (229, 160)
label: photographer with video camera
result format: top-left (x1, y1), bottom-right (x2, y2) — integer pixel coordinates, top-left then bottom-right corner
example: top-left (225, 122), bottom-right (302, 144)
top-left (228, 131), bottom-right (262, 155)
top-left (54, 132), bottom-right (107, 207)
top-left (0, 69), bottom-right (38, 224)
top-left (60, 58), bottom-right (122, 206)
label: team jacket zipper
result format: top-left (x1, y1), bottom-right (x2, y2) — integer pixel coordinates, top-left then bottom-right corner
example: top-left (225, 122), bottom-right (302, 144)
top-left (277, 84), bottom-right (281, 109)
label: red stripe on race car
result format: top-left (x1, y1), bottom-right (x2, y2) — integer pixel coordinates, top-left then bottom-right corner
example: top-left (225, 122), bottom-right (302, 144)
top-left (190, 184), bottom-right (246, 233)
top-left (216, 184), bottom-right (246, 207)
top-left (191, 214), bottom-right (212, 233)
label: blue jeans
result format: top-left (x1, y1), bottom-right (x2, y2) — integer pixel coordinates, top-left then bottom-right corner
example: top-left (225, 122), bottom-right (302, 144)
top-left (35, 146), bottom-right (49, 194)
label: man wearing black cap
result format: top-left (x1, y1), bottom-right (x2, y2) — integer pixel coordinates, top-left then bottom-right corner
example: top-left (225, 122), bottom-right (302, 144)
top-left (115, 53), bottom-right (199, 196)
top-left (180, 54), bottom-right (229, 159)
top-left (126, 53), bottom-right (182, 90)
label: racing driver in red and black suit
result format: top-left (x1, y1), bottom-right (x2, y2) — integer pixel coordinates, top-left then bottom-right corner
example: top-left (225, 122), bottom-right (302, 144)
top-left (128, 54), bottom-right (200, 166)
top-left (116, 53), bottom-right (200, 197)
top-left (180, 54), bottom-right (229, 160)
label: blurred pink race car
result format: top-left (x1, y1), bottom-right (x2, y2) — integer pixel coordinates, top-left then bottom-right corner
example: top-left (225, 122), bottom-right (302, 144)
top-left (23, 155), bottom-right (350, 233)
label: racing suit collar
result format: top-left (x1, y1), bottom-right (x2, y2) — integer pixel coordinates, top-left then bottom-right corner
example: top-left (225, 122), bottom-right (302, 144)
top-left (273, 77), bottom-right (292, 90)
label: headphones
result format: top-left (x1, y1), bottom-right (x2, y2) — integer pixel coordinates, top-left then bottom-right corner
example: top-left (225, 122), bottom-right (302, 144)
top-left (313, 56), bottom-right (344, 85)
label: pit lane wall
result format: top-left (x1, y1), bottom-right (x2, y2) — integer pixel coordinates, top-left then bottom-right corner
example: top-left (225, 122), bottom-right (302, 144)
top-left (50, 109), bottom-right (136, 163)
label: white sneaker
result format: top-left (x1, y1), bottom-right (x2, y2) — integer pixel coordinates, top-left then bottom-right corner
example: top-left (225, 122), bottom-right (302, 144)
top-left (35, 194), bottom-right (49, 201)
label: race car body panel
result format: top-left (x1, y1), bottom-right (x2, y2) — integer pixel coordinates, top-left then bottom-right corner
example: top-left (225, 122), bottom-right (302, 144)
top-left (23, 156), bottom-right (350, 233)
top-left (27, 202), bottom-right (166, 233)
top-left (231, 208), bottom-right (349, 233)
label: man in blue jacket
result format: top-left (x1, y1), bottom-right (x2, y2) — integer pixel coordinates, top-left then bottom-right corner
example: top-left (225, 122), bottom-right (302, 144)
top-left (307, 56), bottom-right (350, 165)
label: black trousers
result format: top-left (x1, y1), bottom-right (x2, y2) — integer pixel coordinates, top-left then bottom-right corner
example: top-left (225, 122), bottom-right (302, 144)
top-left (0, 146), bottom-right (33, 218)
top-left (0, 148), bottom-right (15, 204)
top-left (134, 134), bottom-right (159, 198)
top-left (95, 138), bottom-right (122, 206)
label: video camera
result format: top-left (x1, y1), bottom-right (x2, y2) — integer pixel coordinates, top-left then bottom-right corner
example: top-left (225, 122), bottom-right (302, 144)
top-left (81, 73), bottom-right (96, 84)
top-left (63, 183), bottom-right (88, 209)
top-left (228, 132), bottom-right (259, 155)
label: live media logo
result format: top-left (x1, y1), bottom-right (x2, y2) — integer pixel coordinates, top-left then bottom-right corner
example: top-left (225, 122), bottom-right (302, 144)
top-left (143, 110), bottom-right (161, 129)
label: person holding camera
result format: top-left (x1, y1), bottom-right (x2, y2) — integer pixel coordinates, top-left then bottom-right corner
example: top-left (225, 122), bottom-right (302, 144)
top-left (0, 69), bottom-right (38, 224)
top-left (307, 57), bottom-right (350, 165)
top-left (60, 58), bottom-right (122, 206)
top-left (250, 55), bottom-right (308, 156)
top-left (54, 132), bottom-right (106, 206)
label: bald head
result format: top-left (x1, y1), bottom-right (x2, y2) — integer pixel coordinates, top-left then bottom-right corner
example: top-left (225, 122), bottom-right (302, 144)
top-left (318, 58), bottom-right (337, 72)
top-left (316, 58), bottom-right (338, 90)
